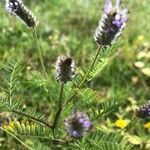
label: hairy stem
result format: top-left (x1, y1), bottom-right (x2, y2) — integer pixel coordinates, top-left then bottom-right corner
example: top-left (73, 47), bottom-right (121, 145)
top-left (12, 110), bottom-right (53, 129)
top-left (52, 83), bottom-right (64, 137)
top-left (33, 28), bottom-right (48, 79)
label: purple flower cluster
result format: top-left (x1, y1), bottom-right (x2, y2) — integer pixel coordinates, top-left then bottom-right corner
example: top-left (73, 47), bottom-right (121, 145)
top-left (94, 0), bottom-right (128, 46)
top-left (65, 110), bottom-right (92, 138)
top-left (136, 101), bottom-right (150, 118)
top-left (5, 0), bottom-right (37, 27)
top-left (55, 55), bottom-right (76, 84)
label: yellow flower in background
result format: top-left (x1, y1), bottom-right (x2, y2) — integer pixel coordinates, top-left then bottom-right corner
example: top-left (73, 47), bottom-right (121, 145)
top-left (144, 122), bottom-right (150, 129)
top-left (115, 119), bottom-right (128, 129)
top-left (137, 35), bottom-right (144, 42)
top-left (141, 68), bottom-right (150, 77)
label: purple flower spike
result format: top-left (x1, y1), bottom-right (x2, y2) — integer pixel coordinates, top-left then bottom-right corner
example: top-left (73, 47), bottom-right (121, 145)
top-left (5, 0), bottom-right (38, 27)
top-left (94, 0), bottom-right (128, 46)
top-left (55, 55), bottom-right (76, 84)
top-left (136, 101), bottom-right (150, 118)
top-left (65, 110), bottom-right (92, 138)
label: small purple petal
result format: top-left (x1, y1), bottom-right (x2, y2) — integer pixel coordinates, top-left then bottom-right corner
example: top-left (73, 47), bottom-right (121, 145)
top-left (121, 16), bottom-right (128, 23)
top-left (105, 0), bottom-right (112, 13)
top-left (79, 118), bottom-right (84, 123)
top-left (115, 14), bottom-right (121, 20)
top-left (72, 130), bottom-right (81, 138)
top-left (83, 121), bottom-right (92, 129)
top-left (120, 8), bottom-right (128, 15)
top-left (112, 20), bottom-right (122, 28)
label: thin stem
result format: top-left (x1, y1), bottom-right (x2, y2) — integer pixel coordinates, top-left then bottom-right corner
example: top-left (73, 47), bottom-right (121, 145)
top-left (12, 110), bottom-right (53, 129)
top-left (9, 90), bottom-right (12, 107)
top-left (52, 83), bottom-right (64, 137)
top-left (33, 28), bottom-right (48, 79)
top-left (79, 45), bottom-right (102, 87)
top-left (0, 127), bottom-right (33, 150)
top-left (64, 91), bottom-right (76, 106)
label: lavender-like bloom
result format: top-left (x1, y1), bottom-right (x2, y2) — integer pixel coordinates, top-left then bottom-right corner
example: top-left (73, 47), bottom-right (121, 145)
top-left (136, 101), bottom-right (150, 118)
top-left (5, 0), bottom-right (38, 27)
top-left (55, 55), bottom-right (76, 84)
top-left (65, 110), bottom-right (92, 138)
top-left (94, 0), bottom-right (128, 46)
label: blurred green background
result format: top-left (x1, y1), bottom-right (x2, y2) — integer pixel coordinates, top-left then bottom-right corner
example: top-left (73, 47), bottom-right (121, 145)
top-left (0, 0), bottom-right (150, 149)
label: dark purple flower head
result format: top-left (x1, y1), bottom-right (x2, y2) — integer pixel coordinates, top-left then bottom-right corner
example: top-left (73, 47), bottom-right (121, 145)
top-left (55, 55), bottom-right (76, 84)
top-left (136, 101), bottom-right (150, 118)
top-left (5, 0), bottom-right (38, 27)
top-left (65, 110), bottom-right (92, 138)
top-left (94, 0), bottom-right (128, 46)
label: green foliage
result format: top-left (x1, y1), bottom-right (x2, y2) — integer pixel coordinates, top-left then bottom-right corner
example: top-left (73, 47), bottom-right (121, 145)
top-left (11, 101), bottom-right (46, 121)
top-left (75, 131), bottom-right (132, 150)
top-left (30, 140), bottom-right (51, 150)
top-left (4, 121), bottom-right (49, 138)
top-left (0, 0), bottom-right (149, 149)
top-left (88, 44), bottom-right (119, 80)
top-left (91, 99), bottom-right (123, 121)
top-left (78, 88), bottom-right (98, 108)
top-left (2, 58), bottom-right (23, 105)
top-left (0, 96), bottom-right (9, 111)
top-left (89, 57), bottom-right (109, 80)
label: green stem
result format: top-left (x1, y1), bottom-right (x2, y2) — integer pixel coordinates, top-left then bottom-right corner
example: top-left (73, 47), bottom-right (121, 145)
top-left (33, 28), bottom-right (48, 79)
top-left (0, 127), bottom-right (33, 150)
top-left (52, 83), bottom-right (64, 137)
top-left (64, 91), bottom-right (76, 106)
top-left (79, 45), bottom-right (102, 87)
top-left (64, 46), bottom-right (102, 105)
top-left (12, 110), bottom-right (53, 129)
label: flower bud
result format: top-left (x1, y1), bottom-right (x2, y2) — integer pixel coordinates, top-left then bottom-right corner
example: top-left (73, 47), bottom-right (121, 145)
top-left (55, 55), bottom-right (76, 84)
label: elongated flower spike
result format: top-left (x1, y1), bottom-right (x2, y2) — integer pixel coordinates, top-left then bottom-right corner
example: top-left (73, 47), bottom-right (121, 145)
top-left (65, 110), bottom-right (92, 138)
top-left (136, 101), bottom-right (150, 118)
top-left (55, 55), bottom-right (76, 84)
top-left (5, 0), bottom-right (38, 27)
top-left (94, 0), bottom-right (128, 46)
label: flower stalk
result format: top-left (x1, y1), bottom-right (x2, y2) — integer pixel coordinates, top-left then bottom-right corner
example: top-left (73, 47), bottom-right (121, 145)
top-left (79, 45), bottom-right (102, 87)
top-left (33, 28), bottom-right (48, 79)
top-left (52, 83), bottom-right (64, 137)
top-left (12, 110), bottom-right (53, 129)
